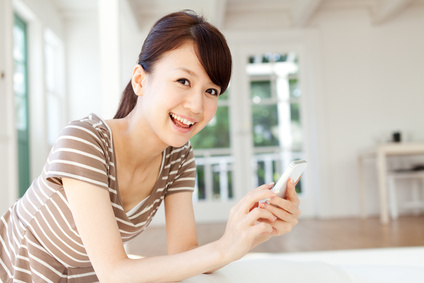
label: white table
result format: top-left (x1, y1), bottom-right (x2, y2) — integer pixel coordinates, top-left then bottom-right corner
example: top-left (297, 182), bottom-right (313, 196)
top-left (184, 247), bottom-right (424, 283)
top-left (358, 142), bottom-right (424, 224)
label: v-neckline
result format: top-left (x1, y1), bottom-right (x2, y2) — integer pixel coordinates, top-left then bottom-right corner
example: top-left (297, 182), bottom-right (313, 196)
top-left (98, 114), bottom-right (166, 218)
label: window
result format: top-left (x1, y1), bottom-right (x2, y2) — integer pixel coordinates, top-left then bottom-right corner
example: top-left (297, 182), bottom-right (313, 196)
top-left (190, 90), bottom-right (233, 201)
top-left (248, 52), bottom-right (305, 193)
top-left (13, 14), bottom-right (30, 197)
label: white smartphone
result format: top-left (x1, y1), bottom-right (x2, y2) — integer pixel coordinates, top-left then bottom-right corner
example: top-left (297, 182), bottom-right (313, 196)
top-left (269, 160), bottom-right (308, 199)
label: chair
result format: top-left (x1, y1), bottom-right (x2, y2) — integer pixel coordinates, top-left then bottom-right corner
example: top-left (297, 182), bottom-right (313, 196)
top-left (387, 170), bottom-right (424, 219)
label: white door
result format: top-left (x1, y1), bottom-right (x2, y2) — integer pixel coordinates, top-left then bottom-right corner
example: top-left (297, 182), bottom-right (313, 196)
top-left (152, 41), bottom-right (319, 225)
top-left (244, 49), bottom-right (316, 218)
top-left (190, 43), bottom-right (318, 222)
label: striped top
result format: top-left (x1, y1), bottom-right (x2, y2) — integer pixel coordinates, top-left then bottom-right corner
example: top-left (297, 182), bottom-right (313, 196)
top-left (0, 113), bottom-right (196, 282)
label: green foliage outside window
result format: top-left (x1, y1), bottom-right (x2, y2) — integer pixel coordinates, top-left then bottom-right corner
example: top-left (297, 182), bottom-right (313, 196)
top-left (252, 104), bottom-right (279, 147)
top-left (250, 80), bottom-right (271, 99)
top-left (190, 106), bottom-right (230, 149)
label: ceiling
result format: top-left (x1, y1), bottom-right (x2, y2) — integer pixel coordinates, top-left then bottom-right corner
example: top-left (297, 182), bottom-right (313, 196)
top-left (52, 0), bottom-right (423, 30)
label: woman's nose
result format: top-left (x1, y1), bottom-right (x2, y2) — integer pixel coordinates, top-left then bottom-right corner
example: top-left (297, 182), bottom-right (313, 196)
top-left (183, 90), bottom-right (203, 114)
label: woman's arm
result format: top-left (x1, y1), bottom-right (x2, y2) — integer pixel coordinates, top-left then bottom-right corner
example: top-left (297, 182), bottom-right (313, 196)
top-left (164, 192), bottom-right (227, 274)
top-left (63, 178), bottom-right (277, 283)
top-left (164, 192), bottom-right (199, 255)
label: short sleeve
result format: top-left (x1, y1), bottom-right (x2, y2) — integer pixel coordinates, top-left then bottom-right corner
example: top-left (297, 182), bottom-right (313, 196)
top-left (45, 118), bottom-right (111, 190)
top-left (166, 143), bottom-right (196, 196)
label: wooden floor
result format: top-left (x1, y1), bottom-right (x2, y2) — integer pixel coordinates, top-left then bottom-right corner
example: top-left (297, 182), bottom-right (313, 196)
top-left (125, 215), bottom-right (424, 257)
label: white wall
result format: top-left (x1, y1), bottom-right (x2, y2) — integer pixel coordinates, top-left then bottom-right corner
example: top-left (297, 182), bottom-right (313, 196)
top-left (119, 0), bottom-right (142, 93)
top-left (313, 6), bottom-right (424, 217)
top-left (224, 4), bottom-right (424, 218)
top-left (65, 0), bottom-right (141, 121)
top-left (64, 15), bottom-right (101, 120)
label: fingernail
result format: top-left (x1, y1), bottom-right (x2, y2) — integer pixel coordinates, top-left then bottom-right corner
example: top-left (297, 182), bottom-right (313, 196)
top-left (267, 197), bottom-right (274, 203)
top-left (290, 179), bottom-right (294, 185)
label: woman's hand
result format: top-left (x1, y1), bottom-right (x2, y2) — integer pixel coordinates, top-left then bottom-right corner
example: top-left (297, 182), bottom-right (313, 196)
top-left (247, 178), bottom-right (301, 249)
top-left (216, 184), bottom-right (278, 262)
top-left (259, 178), bottom-right (301, 236)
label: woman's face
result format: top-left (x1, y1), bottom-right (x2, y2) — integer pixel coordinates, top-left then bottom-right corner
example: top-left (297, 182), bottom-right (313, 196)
top-left (136, 42), bottom-right (220, 148)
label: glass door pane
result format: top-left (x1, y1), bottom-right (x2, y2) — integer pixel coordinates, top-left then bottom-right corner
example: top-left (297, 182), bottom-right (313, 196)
top-left (13, 14), bottom-right (30, 197)
top-left (248, 52), bottom-right (306, 193)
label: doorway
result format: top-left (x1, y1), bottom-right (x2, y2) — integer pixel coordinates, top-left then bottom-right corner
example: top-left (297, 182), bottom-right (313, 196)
top-left (13, 13), bottom-right (30, 197)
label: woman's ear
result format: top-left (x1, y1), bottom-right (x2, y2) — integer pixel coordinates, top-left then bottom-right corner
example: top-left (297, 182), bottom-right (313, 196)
top-left (131, 64), bottom-right (147, 96)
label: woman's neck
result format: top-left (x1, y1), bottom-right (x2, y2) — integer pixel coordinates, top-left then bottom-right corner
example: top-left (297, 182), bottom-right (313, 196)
top-left (107, 114), bottom-right (167, 172)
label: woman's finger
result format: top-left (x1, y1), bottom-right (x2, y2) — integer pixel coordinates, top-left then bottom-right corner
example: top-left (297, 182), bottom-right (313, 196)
top-left (266, 195), bottom-right (301, 216)
top-left (261, 201), bottom-right (301, 222)
top-left (271, 219), bottom-right (297, 236)
top-left (249, 220), bottom-right (274, 236)
top-left (246, 207), bottom-right (277, 225)
top-left (285, 179), bottom-right (300, 206)
top-left (237, 184), bottom-right (276, 213)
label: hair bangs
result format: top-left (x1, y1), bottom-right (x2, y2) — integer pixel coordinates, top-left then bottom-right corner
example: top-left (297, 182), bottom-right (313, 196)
top-left (192, 24), bottom-right (232, 95)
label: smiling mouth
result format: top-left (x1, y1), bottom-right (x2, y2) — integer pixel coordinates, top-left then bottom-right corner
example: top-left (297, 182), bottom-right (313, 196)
top-left (170, 113), bottom-right (195, 128)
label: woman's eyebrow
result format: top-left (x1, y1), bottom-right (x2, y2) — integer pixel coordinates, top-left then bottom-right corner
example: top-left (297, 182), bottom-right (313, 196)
top-left (174, 67), bottom-right (219, 89)
top-left (175, 67), bottom-right (197, 77)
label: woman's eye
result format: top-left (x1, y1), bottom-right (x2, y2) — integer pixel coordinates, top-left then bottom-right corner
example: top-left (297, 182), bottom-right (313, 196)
top-left (206, 88), bottom-right (219, 96)
top-left (177, 79), bottom-right (190, 86)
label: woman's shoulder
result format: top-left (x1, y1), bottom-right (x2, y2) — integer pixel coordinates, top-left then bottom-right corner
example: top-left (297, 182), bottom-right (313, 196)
top-left (165, 141), bottom-right (193, 162)
top-left (59, 113), bottom-right (112, 142)
top-left (51, 113), bottom-right (114, 159)
top-left (65, 113), bottom-right (110, 133)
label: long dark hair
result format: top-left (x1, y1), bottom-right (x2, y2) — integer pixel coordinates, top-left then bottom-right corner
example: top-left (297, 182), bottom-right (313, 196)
top-left (114, 10), bottom-right (232, 119)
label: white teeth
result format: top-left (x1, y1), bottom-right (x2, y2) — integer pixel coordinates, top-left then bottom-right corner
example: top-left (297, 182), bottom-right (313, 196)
top-left (171, 113), bottom-right (194, 126)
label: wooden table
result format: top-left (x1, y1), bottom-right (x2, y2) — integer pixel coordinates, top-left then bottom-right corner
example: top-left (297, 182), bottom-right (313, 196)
top-left (358, 142), bottom-right (424, 224)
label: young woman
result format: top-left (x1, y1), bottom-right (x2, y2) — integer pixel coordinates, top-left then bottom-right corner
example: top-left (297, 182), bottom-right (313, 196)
top-left (0, 11), bottom-right (301, 282)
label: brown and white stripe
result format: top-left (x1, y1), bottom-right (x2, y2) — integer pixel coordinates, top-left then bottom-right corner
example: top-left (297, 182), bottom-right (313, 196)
top-left (0, 113), bottom-right (196, 282)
